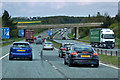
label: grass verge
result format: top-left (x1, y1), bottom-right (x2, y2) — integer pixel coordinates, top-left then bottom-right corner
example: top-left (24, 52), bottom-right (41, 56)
top-left (46, 39), bottom-right (61, 49)
top-left (98, 54), bottom-right (118, 67)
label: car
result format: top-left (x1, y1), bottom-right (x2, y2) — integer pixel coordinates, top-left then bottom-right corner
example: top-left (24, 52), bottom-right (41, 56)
top-left (35, 38), bottom-right (42, 44)
top-left (43, 42), bottom-right (54, 50)
top-left (64, 45), bottom-right (99, 67)
top-left (58, 43), bottom-right (74, 58)
top-left (9, 42), bottom-right (32, 60)
top-left (62, 37), bottom-right (66, 40)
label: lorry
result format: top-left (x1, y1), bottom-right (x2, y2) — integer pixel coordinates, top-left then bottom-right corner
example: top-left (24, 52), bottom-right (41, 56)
top-left (90, 28), bottom-right (115, 49)
top-left (25, 30), bottom-right (34, 43)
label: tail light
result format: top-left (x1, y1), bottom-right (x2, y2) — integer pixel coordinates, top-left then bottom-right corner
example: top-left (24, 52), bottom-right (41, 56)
top-left (93, 53), bottom-right (98, 56)
top-left (44, 45), bottom-right (45, 47)
top-left (71, 52), bottom-right (77, 55)
top-left (62, 48), bottom-right (65, 51)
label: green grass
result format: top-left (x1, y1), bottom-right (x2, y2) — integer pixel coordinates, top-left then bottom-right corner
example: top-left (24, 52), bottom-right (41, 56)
top-left (67, 33), bottom-right (75, 39)
top-left (46, 40), bottom-right (61, 49)
top-left (1, 38), bottom-right (24, 47)
top-left (98, 54), bottom-right (118, 66)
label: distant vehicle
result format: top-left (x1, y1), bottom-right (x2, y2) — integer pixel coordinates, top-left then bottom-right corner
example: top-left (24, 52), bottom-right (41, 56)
top-left (25, 30), bottom-right (34, 43)
top-left (62, 37), bottom-right (66, 40)
top-left (43, 42), bottom-right (54, 50)
top-left (58, 43), bottom-right (74, 58)
top-left (9, 42), bottom-right (32, 60)
top-left (90, 28), bottom-right (115, 49)
top-left (64, 45), bottom-right (99, 67)
top-left (35, 38), bottom-right (42, 44)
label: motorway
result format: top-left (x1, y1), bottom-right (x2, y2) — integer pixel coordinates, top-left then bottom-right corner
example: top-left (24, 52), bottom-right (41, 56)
top-left (0, 29), bottom-right (119, 80)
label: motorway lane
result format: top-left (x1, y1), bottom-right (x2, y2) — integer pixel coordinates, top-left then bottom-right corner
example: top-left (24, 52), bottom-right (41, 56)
top-left (1, 42), bottom-right (119, 78)
top-left (0, 29), bottom-right (119, 79)
top-left (2, 44), bottom-right (64, 78)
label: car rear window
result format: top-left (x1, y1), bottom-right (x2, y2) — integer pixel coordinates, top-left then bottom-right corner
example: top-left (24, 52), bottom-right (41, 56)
top-left (74, 46), bottom-right (93, 53)
top-left (45, 43), bottom-right (52, 44)
top-left (13, 43), bottom-right (29, 48)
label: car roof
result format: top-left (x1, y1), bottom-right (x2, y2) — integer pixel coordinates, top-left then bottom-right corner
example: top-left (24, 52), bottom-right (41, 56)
top-left (13, 42), bottom-right (30, 44)
top-left (62, 43), bottom-right (74, 45)
top-left (44, 42), bottom-right (52, 43)
top-left (72, 44), bottom-right (92, 48)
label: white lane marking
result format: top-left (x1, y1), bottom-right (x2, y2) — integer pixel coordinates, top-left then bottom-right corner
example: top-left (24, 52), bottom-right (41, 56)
top-left (54, 48), bottom-right (59, 50)
top-left (100, 62), bottom-right (119, 70)
top-left (0, 53), bottom-right (9, 60)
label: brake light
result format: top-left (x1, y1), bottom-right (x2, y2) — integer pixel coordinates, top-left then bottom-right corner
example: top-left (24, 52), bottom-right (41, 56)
top-left (93, 53), bottom-right (98, 56)
top-left (71, 52), bottom-right (77, 55)
top-left (62, 48), bottom-right (65, 50)
top-left (44, 45), bottom-right (45, 47)
top-left (82, 51), bottom-right (88, 53)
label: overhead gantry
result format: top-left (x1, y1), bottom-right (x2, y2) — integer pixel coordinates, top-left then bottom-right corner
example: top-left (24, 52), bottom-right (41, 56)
top-left (17, 22), bottom-right (103, 39)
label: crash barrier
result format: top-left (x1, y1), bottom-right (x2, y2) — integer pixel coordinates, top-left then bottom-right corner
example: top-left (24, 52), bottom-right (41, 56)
top-left (0, 40), bottom-right (14, 45)
top-left (94, 48), bottom-right (120, 57)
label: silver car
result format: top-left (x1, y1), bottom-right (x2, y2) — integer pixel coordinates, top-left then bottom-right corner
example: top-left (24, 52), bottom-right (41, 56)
top-left (36, 38), bottom-right (42, 44)
top-left (43, 42), bottom-right (54, 50)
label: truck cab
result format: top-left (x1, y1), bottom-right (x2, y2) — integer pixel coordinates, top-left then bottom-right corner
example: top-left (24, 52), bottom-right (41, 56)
top-left (100, 29), bottom-right (115, 48)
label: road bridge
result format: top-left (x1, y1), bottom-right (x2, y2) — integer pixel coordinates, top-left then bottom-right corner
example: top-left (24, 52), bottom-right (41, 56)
top-left (17, 22), bottom-right (103, 39)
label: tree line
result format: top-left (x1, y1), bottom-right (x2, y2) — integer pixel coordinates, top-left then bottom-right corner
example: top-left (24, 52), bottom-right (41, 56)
top-left (1, 10), bottom-right (120, 39)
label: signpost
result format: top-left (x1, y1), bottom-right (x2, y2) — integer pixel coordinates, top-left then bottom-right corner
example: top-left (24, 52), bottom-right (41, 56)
top-left (0, 28), bottom-right (9, 39)
top-left (18, 29), bottom-right (24, 36)
top-left (48, 31), bottom-right (52, 36)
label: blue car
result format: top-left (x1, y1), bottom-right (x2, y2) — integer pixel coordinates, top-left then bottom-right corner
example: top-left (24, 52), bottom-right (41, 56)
top-left (9, 42), bottom-right (32, 60)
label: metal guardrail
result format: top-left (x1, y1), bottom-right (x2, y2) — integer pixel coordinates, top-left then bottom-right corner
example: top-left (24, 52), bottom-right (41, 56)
top-left (0, 40), bottom-right (14, 44)
top-left (94, 48), bottom-right (119, 57)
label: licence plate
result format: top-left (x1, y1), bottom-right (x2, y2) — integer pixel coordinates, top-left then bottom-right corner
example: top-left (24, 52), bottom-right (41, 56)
top-left (81, 55), bottom-right (90, 58)
top-left (47, 45), bottom-right (50, 47)
top-left (17, 50), bottom-right (25, 51)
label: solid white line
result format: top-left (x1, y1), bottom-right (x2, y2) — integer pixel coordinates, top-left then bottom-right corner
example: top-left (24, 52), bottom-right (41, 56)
top-left (100, 62), bottom-right (119, 70)
top-left (54, 48), bottom-right (59, 50)
top-left (0, 53), bottom-right (9, 60)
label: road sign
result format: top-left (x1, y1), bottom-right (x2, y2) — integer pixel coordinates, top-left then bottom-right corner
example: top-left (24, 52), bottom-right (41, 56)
top-left (0, 28), bottom-right (9, 39)
top-left (18, 29), bottom-right (24, 36)
top-left (48, 31), bottom-right (52, 36)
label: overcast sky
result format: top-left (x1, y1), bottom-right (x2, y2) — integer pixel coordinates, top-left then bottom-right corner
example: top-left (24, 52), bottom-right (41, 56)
top-left (1, 2), bottom-right (119, 17)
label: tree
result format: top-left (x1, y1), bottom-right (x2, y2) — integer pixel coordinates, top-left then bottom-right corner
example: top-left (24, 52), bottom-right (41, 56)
top-left (2, 10), bottom-right (17, 30)
top-left (2, 10), bottom-right (18, 38)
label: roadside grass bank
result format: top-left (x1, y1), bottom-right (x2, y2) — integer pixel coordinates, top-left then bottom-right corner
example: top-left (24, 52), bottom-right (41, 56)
top-left (46, 39), bottom-right (61, 49)
top-left (48, 37), bottom-right (119, 67)
top-left (1, 38), bottom-right (24, 47)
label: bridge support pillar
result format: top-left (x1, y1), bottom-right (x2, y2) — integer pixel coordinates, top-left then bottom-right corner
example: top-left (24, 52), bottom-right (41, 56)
top-left (75, 27), bottom-right (79, 39)
top-left (24, 29), bottom-right (26, 37)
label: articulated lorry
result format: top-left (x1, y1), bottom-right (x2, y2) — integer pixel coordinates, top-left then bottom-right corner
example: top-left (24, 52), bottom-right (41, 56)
top-left (25, 30), bottom-right (34, 43)
top-left (90, 28), bottom-right (115, 49)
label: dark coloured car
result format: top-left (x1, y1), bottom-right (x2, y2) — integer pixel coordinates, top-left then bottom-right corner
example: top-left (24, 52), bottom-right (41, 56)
top-left (9, 42), bottom-right (32, 60)
top-left (58, 43), bottom-right (74, 58)
top-left (64, 45), bottom-right (99, 67)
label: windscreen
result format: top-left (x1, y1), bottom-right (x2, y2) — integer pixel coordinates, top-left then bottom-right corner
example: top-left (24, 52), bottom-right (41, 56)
top-left (13, 43), bottom-right (29, 48)
top-left (74, 46), bottom-right (93, 53)
top-left (103, 34), bottom-right (114, 39)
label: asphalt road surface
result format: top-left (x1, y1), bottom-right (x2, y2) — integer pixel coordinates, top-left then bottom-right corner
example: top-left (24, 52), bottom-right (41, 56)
top-left (0, 29), bottom-right (119, 80)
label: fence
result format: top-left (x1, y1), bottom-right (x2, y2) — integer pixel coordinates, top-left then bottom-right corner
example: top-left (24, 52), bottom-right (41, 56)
top-left (94, 48), bottom-right (119, 57)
